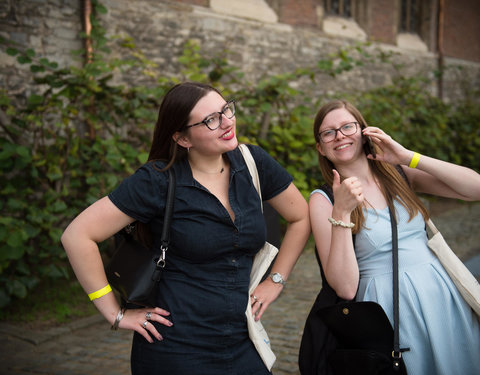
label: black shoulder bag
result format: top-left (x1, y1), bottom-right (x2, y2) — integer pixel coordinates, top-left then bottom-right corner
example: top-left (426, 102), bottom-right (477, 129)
top-left (299, 184), bottom-right (409, 375)
top-left (105, 168), bottom-right (176, 307)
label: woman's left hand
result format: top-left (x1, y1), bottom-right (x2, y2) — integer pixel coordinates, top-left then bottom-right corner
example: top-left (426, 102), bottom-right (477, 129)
top-left (250, 279), bottom-right (284, 321)
top-left (362, 127), bottom-right (414, 166)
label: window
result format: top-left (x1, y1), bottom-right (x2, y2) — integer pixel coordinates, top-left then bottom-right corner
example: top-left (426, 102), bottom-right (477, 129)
top-left (400, 0), bottom-right (422, 34)
top-left (397, 0), bottom-right (429, 52)
top-left (321, 0), bottom-right (365, 41)
top-left (324, 0), bottom-right (352, 18)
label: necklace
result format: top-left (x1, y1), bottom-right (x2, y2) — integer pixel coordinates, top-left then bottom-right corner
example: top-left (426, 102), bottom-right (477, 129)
top-left (190, 160), bottom-right (225, 174)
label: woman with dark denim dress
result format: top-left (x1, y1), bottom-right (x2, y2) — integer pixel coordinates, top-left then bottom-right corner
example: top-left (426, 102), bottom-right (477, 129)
top-left (61, 82), bottom-right (310, 374)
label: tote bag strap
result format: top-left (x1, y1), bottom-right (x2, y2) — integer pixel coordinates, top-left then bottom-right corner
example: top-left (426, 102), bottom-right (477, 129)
top-left (426, 218), bottom-right (439, 234)
top-left (238, 144), bottom-right (263, 212)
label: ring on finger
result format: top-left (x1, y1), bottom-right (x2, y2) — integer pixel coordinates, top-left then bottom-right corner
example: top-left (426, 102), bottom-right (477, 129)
top-left (146, 312), bottom-right (152, 320)
top-left (252, 295), bottom-right (258, 301)
top-left (142, 320), bottom-right (148, 329)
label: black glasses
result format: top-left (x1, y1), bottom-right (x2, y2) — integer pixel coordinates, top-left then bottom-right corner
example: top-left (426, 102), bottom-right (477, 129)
top-left (318, 122), bottom-right (358, 143)
top-left (184, 100), bottom-right (236, 131)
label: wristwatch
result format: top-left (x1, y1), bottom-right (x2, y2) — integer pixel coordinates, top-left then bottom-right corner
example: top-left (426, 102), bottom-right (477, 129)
top-left (269, 272), bottom-right (286, 286)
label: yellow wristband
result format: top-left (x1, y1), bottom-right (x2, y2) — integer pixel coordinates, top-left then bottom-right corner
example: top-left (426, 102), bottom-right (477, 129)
top-left (88, 284), bottom-right (112, 301)
top-left (408, 152), bottom-right (421, 168)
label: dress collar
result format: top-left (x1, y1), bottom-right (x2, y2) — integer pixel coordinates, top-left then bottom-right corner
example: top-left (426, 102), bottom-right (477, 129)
top-left (170, 146), bottom-right (248, 187)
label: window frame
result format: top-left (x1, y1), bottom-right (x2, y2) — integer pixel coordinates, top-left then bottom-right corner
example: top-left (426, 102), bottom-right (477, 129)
top-left (324, 0), bottom-right (353, 18)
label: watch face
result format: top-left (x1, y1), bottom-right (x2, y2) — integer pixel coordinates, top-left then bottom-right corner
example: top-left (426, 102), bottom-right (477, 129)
top-left (272, 273), bottom-right (281, 283)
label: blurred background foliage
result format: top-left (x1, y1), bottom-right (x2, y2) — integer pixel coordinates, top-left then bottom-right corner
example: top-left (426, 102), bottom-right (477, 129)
top-left (0, 1), bottom-right (478, 309)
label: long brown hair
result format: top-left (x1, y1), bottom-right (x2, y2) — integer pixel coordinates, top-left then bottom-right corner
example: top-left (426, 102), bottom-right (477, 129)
top-left (148, 82), bottom-right (223, 169)
top-left (138, 82), bottom-right (223, 246)
top-left (313, 100), bottom-right (429, 233)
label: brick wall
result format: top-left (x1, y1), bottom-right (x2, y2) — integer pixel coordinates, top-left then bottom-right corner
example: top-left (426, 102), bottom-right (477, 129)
top-left (443, 0), bottom-right (480, 62)
top-left (266, 0), bottom-right (318, 27)
top-left (367, 0), bottom-right (396, 44)
top-left (0, 0), bottom-right (479, 101)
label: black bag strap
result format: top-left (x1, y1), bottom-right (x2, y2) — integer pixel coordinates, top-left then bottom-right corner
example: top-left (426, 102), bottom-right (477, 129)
top-left (389, 206), bottom-right (410, 369)
top-left (389, 207), bottom-right (401, 367)
top-left (157, 168), bottom-right (176, 267)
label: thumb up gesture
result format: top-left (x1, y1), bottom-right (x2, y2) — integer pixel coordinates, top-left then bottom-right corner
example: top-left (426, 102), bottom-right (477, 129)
top-left (332, 169), bottom-right (364, 215)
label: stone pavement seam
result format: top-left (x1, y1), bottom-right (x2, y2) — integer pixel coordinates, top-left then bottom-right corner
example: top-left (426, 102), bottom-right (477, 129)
top-left (0, 314), bottom-right (104, 345)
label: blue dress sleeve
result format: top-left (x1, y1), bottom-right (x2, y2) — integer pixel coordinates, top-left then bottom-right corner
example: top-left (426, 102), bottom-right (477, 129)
top-left (310, 189), bottom-right (333, 205)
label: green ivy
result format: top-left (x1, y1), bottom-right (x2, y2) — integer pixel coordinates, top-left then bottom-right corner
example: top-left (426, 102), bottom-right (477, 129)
top-left (346, 75), bottom-right (480, 169)
top-left (0, 2), bottom-right (478, 308)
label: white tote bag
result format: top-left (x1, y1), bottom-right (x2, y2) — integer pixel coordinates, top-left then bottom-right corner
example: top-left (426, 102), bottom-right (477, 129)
top-left (239, 144), bottom-right (277, 370)
top-left (427, 219), bottom-right (480, 318)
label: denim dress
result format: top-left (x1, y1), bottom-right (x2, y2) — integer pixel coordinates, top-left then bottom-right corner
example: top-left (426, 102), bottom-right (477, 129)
top-left (108, 145), bottom-right (292, 375)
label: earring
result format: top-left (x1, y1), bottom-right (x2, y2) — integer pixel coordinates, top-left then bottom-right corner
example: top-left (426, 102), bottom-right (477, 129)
top-left (187, 147), bottom-right (190, 153)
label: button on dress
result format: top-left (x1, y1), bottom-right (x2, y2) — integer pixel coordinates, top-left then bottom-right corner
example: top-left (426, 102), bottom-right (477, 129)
top-left (109, 145), bottom-right (292, 375)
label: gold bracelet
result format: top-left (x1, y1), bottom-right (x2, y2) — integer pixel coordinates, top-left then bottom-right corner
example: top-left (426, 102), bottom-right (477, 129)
top-left (328, 217), bottom-right (354, 229)
top-left (408, 152), bottom-right (421, 168)
top-left (88, 284), bottom-right (112, 301)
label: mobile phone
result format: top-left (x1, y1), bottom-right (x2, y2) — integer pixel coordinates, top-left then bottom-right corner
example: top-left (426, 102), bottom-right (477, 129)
top-left (366, 135), bottom-right (376, 158)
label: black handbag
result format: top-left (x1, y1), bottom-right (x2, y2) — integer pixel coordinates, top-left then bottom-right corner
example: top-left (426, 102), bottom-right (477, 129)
top-left (105, 168), bottom-right (176, 307)
top-left (317, 207), bottom-right (408, 375)
top-left (298, 268), bottom-right (344, 375)
top-left (299, 183), bottom-right (408, 375)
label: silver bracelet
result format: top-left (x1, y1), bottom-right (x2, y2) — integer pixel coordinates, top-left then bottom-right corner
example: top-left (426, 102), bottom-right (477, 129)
top-left (328, 217), bottom-right (355, 229)
top-left (111, 308), bottom-right (125, 331)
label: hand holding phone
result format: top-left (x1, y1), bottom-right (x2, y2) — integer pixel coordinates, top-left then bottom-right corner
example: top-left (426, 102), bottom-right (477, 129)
top-left (366, 135), bottom-right (376, 159)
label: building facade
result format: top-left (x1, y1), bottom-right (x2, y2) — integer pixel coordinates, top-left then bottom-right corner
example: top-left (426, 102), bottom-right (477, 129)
top-left (0, 0), bottom-right (479, 102)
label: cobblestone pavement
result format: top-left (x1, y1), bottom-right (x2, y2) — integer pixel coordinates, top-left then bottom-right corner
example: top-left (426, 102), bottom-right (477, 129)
top-left (1, 200), bottom-right (479, 375)
top-left (0, 249), bottom-right (319, 375)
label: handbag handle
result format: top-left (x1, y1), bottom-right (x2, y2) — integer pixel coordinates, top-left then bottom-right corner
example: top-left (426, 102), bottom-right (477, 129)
top-left (157, 168), bottom-right (176, 267)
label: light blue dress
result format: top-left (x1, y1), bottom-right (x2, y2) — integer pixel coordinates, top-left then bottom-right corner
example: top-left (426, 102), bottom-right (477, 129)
top-left (312, 190), bottom-right (480, 375)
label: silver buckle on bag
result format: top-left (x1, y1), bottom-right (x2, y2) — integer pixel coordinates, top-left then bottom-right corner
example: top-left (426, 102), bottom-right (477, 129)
top-left (157, 245), bottom-right (167, 268)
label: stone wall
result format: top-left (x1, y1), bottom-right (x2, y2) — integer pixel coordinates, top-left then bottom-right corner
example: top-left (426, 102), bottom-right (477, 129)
top-left (0, 0), bottom-right (83, 97)
top-left (1, 0), bottom-right (479, 103)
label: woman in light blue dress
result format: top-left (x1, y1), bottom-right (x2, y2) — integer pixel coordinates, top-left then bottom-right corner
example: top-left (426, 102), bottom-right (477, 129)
top-left (308, 99), bottom-right (480, 375)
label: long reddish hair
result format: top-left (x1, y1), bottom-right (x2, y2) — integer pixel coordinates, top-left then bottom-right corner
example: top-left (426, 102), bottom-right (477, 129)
top-left (313, 100), bottom-right (428, 233)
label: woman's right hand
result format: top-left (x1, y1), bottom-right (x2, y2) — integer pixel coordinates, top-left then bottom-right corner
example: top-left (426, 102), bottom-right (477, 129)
top-left (331, 169), bottom-right (364, 217)
top-left (119, 307), bottom-right (173, 343)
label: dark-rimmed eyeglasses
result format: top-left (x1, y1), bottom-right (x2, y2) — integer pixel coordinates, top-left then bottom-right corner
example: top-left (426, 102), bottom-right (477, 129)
top-left (184, 100), bottom-right (236, 131)
top-left (318, 122), bottom-right (358, 143)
